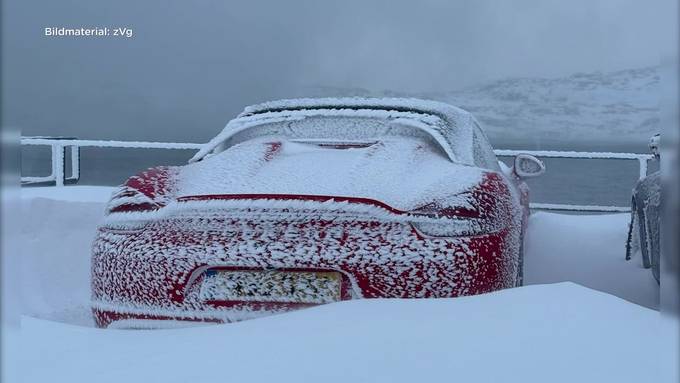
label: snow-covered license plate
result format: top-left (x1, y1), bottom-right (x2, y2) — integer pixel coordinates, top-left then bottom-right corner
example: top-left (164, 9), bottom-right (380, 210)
top-left (199, 269), bottom-right (342, 304)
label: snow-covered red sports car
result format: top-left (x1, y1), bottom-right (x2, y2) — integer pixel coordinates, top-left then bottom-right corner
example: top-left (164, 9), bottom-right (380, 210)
top-left (92, 98), bottom-right (545, 328)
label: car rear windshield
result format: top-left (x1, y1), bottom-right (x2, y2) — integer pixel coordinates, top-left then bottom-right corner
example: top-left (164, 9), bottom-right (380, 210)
top-left (204, 110), bottom-right (461, 163)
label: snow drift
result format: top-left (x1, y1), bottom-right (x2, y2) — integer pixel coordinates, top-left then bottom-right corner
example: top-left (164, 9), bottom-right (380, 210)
top-left (20, 283), bottom-right (669, 383)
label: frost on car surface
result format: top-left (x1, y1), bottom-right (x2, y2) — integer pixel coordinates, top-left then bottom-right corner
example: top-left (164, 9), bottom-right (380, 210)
top-left (91, 97), bottom-right (540, 328)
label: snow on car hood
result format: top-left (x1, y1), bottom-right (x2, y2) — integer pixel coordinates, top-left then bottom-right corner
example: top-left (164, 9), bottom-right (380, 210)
top-left (177, 137), bottom-right (485, 211)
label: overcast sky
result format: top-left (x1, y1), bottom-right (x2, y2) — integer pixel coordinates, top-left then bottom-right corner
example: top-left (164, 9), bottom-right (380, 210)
top-left (3, 0), bottom-right (666, 141)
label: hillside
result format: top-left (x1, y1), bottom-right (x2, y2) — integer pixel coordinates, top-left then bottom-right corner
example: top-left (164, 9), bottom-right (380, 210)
top-left (307, 67), bottom-right (660, 149)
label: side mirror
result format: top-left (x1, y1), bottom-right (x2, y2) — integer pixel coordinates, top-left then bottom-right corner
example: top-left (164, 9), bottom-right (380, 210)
top-left (513, 154), bottom-right (545, 178)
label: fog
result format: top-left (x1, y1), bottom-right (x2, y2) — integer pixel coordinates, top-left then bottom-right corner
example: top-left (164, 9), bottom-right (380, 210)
top-left (3, 0), bottom-right (665, 142)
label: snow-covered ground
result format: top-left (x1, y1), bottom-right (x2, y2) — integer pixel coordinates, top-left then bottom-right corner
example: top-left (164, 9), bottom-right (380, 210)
top-left (525, 212), bottom-right (659, 308)
top-left (18, 186), bottom-right (672, 382)
top-left (21, 284), bottom-right (672, 383)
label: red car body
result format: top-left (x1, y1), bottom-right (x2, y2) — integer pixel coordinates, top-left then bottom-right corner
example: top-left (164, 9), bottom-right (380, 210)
top-left (91, 98), bottom-right (536, 328)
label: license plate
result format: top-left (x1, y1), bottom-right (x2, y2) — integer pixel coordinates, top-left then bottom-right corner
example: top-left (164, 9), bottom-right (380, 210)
top-left (199, 269), bottom-right (342, 304)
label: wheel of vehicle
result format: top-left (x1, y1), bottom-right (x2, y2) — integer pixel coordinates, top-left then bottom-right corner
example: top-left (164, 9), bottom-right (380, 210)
top-left (625, 197), bottom-right (640, 261)
top-left (645, 204), bottom-right (660, 284)
top-left (651, 253), bottom-right (660, 283)
top-left (515, 232), bottom-right (525, 287)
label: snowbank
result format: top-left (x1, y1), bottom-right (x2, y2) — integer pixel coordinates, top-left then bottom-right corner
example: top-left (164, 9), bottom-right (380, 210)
top-left (20, 185), bottom-right (115, 203)
top-left (20, 283), bottom-right (667, 383)
top-left (20, 188), bottom-right (113, 326)
top-left (20, 198), bottom-right (104, 325)
top-left (525, 212), bottom-right (658, 308)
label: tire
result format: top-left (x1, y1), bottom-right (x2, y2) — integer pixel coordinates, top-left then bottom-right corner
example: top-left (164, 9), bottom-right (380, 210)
top-left (515, 232), bottom-right (525, 287)
top-left (625, 197), bottom-right (640, 261)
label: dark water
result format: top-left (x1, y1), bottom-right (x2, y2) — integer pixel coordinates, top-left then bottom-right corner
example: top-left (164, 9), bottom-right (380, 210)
top-left (21, 143), bottom-right (658, 207)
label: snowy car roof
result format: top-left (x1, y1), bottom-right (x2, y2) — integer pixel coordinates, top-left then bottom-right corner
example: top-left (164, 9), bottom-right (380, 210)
top-left (190, 97), bottom-right (477, 164)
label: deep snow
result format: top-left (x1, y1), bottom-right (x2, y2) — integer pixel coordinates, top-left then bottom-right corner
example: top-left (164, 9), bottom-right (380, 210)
top-left (20, 284), bottom-right (670, 383)
top-left (525, 212), bottom-right (659, 308)
top-left (18, 186), bottom-right (672, 382)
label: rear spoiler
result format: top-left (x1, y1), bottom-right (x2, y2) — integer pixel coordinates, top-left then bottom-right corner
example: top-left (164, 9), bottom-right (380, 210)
top-left (189, 108), bottom-right (465, 164)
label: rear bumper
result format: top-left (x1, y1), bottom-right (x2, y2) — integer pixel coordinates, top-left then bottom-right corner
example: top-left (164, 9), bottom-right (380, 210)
top-left (93, 300), bottom-right (312, 328)
top-left (92, 202), bottom-right (521, 328)
top-left (94, 309), bottom-right (220, 329)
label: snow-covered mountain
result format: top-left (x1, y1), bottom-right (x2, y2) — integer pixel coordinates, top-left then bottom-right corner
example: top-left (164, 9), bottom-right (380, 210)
top-left (307, 67), bottom-right (659, 149)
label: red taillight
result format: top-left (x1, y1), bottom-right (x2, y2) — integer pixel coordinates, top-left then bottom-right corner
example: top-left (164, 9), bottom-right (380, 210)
top-left (106, 186), bottom-right (160, 213)
top-left (409, 192), bottom-right (502, 237)
top-left (106, 166), bottom-right (176, 214)
top-left (410, 200), bottom-right (480, 219)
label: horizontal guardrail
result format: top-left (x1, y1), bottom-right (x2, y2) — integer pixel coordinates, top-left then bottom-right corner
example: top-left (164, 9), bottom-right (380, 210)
top-left (494, 149), bottom-right (653, 180)
top-left (528, 203), bottom-right (631, 213)
top-left (21, 137), bottom-right (204, 187)
top-left (21, 137), bottom-right (654, 212)
top-left (21, 138), bottom-right (204, 150)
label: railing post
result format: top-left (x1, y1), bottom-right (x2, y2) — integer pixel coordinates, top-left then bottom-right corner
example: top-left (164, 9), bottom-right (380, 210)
top-left (70, 145), bottom-right (80, 182)
top-left (48, 144), bottom-right (55, 180)
top-left (638, 157), bottom-right (648, 180)
top-left (52, 143), bottom-right (65, 187)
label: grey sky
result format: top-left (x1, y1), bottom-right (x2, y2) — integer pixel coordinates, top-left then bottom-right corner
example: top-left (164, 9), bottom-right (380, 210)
top-left (3, 0), bottom-right (665, 142)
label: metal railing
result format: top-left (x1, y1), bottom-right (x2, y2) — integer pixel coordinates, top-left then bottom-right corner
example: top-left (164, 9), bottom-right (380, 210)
top-left (21, 137), bottom-right (203, 186)
top-left (494, 149), bottom-right (653, 181)
top-left (21, 137), bottom-right (654, 212)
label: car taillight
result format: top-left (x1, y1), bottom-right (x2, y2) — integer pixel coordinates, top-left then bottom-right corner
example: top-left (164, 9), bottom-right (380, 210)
top-left (106, 186), bottom-right (160, 213)
top-left (411, 217), bottom-right (491, 237)
top-left (409, 195), bottom-right (502, 237)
